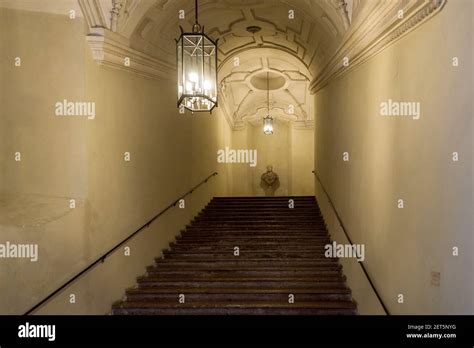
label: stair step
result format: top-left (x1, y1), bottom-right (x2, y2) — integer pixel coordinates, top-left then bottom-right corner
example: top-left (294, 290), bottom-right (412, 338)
top-left (155, 259), bottom-right (340, 267)
top-left (177, 236), bottom-right (331, 241)
top-left (151, 264), bottom-right (342, 272)
top-left (113, 301), bottom-right (355, 309)
top-left (168, 243), bottom-right (332, 250)
top-left (141, 273), bottom-right (345, 282)
top-left (181, 228), bottom-right (328, 238)
top-left (182, 229), bottom-right (328, 233)
top-left (145, 268), bottom-right (342, 277)
top-left (125, 293), bottom-right (353, 303)
top-left (175, 237), bottom-right (331, 242)
top-left (127, 287), bottom-right (351, 294)
top-left (136, 279), bottom-right (348, 289)
top-left (199, 211), bottom-right (322, 215)
top-left (190, 222), bottom-right (325, 226)
top-left (162, 252), bottom-right (333, 259)
top-left (125, 287), bottom-right (352, 300)
top-left (170, 241), bottom-right (331, 247)
top-left (156, 257), bottom-right (338, 263)
top-left (211, 197), bottom-right (315, 200)
top-left (112, 301), bottom-right (357, 315)
top-left (195, 216), bottom-right (323, 220)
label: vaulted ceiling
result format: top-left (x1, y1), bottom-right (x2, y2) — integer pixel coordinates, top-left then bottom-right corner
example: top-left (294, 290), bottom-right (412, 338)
top-left (124, 0), bottom-right (355, 128)
top-left (76, 0), bottom-right (445, 129)
top-left (130, 0), bottom-right (352, 75)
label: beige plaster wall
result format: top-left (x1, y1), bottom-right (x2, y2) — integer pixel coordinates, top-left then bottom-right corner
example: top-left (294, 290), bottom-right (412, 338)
top-left (230, 127), bottom-right (253, 196)
top-left (290, 127), bottom-right (314, 196)
top-left (0, 8), bottom-right (87, 198)
top-left (0, 8), bottom-right (90, 314)
top-left (0, 7), bottom-right (231, 314)
top-left (314, 0), bottom-right (473, 314)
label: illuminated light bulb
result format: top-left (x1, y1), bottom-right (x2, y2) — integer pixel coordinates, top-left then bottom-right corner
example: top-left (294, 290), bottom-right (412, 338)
top-left (264, 124), bottom-right (273, 134)
top-left (188, 72), bottom-right (199, 82)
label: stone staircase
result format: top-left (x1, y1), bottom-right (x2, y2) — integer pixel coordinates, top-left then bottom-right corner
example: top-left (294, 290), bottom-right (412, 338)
top-left (112, 196), bottom-right (357, 315)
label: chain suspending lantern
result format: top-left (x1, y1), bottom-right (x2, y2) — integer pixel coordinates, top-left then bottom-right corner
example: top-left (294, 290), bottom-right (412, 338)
top-left (263, 71), bottom-right (274, 135)
top-left (176, 0), bottom-right (218, 112)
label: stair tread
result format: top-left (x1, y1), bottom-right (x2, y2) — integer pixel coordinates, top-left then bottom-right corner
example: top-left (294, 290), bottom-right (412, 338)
top-left (114, 301), bottom-right (356, 309)
top-left (126, 287), bottom-right (352, 294)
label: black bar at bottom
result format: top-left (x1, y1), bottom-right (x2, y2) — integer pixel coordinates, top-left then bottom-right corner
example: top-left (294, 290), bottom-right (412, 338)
top-left (0, 315), bottom-right (473, 346)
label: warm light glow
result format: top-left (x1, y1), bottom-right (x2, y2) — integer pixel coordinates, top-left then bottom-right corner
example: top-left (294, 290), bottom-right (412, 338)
top-left (203, 80), bottom-right (212, 90)
top-left (186, 82), bottom-right (193, 93)
top-left (188, 72), bottom-right (199, 83)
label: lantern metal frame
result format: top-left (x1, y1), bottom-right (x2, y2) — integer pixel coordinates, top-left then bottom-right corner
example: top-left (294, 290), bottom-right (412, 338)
top-left (176, 0), bottom-right (218, 113)
top-left (263, 114), bottom-right (274, 135)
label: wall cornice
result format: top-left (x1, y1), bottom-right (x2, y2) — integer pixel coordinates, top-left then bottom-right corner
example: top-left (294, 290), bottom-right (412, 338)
top-left (86, 29), bottom-right (175, 80)
top-left (80, 0), bottom-right (174, 80)
top-left (309, 0), bottom-right (447, 94)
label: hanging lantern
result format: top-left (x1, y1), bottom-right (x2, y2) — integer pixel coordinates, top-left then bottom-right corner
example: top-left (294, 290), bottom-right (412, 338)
top-left (176, 0), bottom-right (218, 113)
top-left (263, 114), bottom-right (274, 135)
top-left (263, 71), bottom-right (274, 135)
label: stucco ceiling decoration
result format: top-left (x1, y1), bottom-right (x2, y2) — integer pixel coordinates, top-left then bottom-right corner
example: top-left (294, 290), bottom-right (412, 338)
top-left (80, 0), bottom-right (349, 130)
top-left (218, 48), bottom-right (312, 130)
top-left (79, 0), bottom-right (447, 126)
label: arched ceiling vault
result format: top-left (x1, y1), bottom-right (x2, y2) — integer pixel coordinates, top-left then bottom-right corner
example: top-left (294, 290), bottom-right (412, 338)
top-left (80, 0), bottom-right (447, 129)
top-left (128, 0), bottom-right (350, 79)
top-left (83, 0), bottom-right (353, 129)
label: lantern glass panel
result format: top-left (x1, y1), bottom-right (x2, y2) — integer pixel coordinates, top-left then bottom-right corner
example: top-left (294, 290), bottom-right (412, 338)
top-left (202, 35), bottom-right (217, 102)
top-left (177, 33), bottom-right (217, 112)
top-left (177, 36), bottom-right (183, 100)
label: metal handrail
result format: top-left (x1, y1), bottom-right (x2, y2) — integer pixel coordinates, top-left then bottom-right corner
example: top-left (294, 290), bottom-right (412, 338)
top-left (24, 172), bottom-right (219, 315)
top-left (312, 170), bottom-right (390, 315)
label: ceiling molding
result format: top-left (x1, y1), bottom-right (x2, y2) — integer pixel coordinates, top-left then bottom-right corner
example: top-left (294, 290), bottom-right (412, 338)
top-left (309, 0), bottom-right (447, 94)
top-left (80, 0), bottom-right (174, 80)
top-left (86, 28), bottom-right (175, 80)
top-left (78, 0), bottom-right (111, 29)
